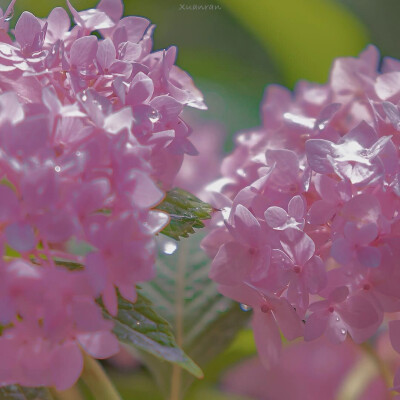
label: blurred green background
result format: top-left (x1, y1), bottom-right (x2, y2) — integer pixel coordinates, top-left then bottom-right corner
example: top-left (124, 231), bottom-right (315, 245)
top-left (4, 0), bottom-right (399, 398)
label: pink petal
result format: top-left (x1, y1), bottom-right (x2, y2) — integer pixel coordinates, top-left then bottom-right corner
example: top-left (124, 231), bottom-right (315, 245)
top-left (329, 286), bottom-right (349, 303)
top-left (233, 204), bottom-right (261, 247)
top-left (79, 331), bottom-right (119, 359)
top-left (46, 7), bottom-right (70, 41)
top-left (71, 298), bottom-right (106, 332)
top-left (264, 206), bottom-right (288, 229)
top-left (115, 16), bottom-right (150, 43)
top-left (339, 294), bottom-right (380, 329)
top-left (308, 200), bottom-right (336, 225)
top-left (218, 283), bottom-right (261, 306)
top-left (375, 71), bottom-right (400, 100)
top-left (129, 169), bottom-right (164, 208)
top-left (209, 242), bottom-right (249, 285)
top-left (357, 246), bottom-right (381, 268)
top-left (383, 101), bottom-right (400, 130)
top-left (97, 38), bottom-right (116, 71)
top-left (356, 223), bottom-right (378, 245)
top-left (305, 139), bottom-right (335, 174)
top-left (144, 211), bottom-right (169, 235)
top-left (331, 237), bottom-right (353, 265)
top-left (273, 297), bottom-right (304, 340)
top-left (0, 185), bottom-right (19, 222)
top-left (103, 283), bottom-right (118, 316)
top-left (97, 0), bottom-right (124, 22)
top-left (304, 311), bottom-right (328, 341)
top-left (104, 107), bottom-right (133, 134)
top-left (249, 245), bottom-right (271, 282)
top-left (288, 195), bottom-right (304, 219)
top-left (70, 35), bottom-right (98, 67)
top-left (127, 72), bottom-right (154, 105)
top-left (15, 11), bottom-right (42, 50)
top-left (280, 228), bottom-right (315, 266)
top-left (314, 174), bottom-right (341, 203)
top-left (252, 310), bottom-right (282, 369)
top-left (303, 255), bottom-right (327, 294)
top-left (50, 343), bottom-right (83, 391)
top-left (5, 222), bottom-right (36, 253)
top-left (326, 314), bottom-right (348, 344)
top-left (150, 95), bottom-right (183, 122)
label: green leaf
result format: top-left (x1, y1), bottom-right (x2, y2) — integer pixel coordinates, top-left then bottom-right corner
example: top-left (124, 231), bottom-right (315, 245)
top-left (219, 0), bottom-right (369, 86)
top-left (140, 235), bottom-right (251, 399)
top-left (99, 291), bottom-right (203, 379)
top-left (155, 188), bottom-right (214, 241)
top-left (0, 386), bottom-right (54, 400)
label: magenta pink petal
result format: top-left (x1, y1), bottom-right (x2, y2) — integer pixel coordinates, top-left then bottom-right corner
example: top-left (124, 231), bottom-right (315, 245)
top-left (264, 206), bottom-right (288, 229)
top-left (288, 195), bottom-right (304, 219)
top-left (273, 297), bottom-right (304, 340)
top-left (70, 35), bottom-right (98, 67)
top-left (15, 11), bottom-right (41, 51)
top-left (5, 222), bottom-right (36, 253)
top-left (79, 331), bottom-right (119, 359)
top-left (357, 245), bottom-right (381, 268)
top-left (252, 310), bottom-right (282, 369)
top-left (233, 204), bottom-right (261, 246)
top-left (308, 200), bottom-right (336, 225)
top-left (304, 311), bottom-right (328, 341)
top-left (280, 228), bottom-right (315, 266)
top-left (50, 343), bottom-right (83, 391)
top-left (209, 242), bottom-right (248, 285)
top-left (331, 237), bottom-right (353, 265)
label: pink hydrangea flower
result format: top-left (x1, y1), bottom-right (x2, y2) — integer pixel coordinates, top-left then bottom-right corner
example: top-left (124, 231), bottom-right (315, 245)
top-left (0, 0), bottom-right (204, 389)
top-left (203, 45), bottom-right (400, 387)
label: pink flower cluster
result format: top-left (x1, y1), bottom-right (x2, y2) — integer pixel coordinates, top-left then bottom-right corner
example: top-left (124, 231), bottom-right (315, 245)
top-left (203, 46), bottom-right (400, 376)
top-left (0, 0), bottom-right (204, 390)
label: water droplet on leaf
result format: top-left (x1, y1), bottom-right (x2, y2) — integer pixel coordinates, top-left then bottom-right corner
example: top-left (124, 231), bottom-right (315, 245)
top-left (163, 241), bottom-right (177, 255)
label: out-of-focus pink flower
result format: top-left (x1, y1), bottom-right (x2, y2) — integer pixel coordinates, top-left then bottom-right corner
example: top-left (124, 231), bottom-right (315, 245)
top-left (222, 337), bottom-right (389, 400)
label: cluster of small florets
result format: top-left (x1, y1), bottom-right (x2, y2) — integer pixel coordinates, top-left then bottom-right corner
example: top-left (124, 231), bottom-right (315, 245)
top-left (203, 46), bottom-right (400, 383)
top-left (0, 0), bottom-right (204, 389)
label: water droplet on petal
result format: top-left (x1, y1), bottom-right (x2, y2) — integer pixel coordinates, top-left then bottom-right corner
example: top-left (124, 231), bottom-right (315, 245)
top-left (54, 165), bottom-right (61, 172)
top-left (340, 328), bottom-right (346, 335)
top-left (237, 168), bottom-right (246, 178)
top-left (163, 241), bottom-right (177, 255)
top-left (148, 109), bottom-right (160, 123)
top-left (81, 94), bottom-right (88, 102)
top-left (335, 317), bottom-right (340, 322)
top-left (240, 304), bottom-right (252, 312)
top-left (75, 151), bottom-right (82, 157)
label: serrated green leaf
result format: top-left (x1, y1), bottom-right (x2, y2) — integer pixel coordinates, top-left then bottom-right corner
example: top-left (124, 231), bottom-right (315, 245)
top-left (140, 235), bottom-right (251, 399)
top-left (156, 188), bottom-right (214, 241)
top-left (0, 386), bottom-right (54, 400)
top-left (99, 291), bottom-right (202, 379)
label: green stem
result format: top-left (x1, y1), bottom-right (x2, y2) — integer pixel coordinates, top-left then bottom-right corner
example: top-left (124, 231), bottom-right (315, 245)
top-left (169, 240), bottom-right (188, 400)
top-left (80, 350), bottom-right (122, 400)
